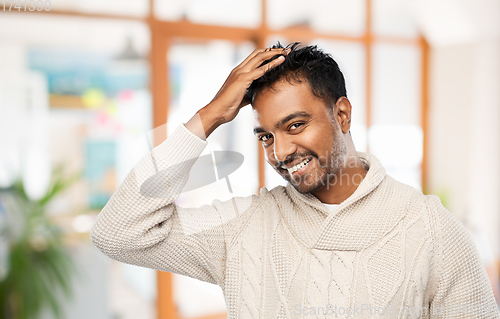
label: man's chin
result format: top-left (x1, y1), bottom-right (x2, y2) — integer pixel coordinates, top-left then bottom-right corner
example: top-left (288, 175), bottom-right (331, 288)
top-left (288, 179), bottom-right (324, 194)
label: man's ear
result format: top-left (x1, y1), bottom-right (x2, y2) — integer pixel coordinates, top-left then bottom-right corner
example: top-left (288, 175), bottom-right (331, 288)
top-left (336, 97), bottom-right (352, 134)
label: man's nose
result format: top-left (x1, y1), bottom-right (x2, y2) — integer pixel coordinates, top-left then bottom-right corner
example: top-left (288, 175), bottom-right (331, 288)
top-left (273, 135), bottom-right (297, 164)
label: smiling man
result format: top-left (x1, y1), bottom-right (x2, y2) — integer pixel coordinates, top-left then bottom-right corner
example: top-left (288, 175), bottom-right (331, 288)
top-left (91, 43), bottom-right (499, 318)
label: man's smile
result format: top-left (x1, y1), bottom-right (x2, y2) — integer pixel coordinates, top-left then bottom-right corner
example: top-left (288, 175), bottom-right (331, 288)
top-left (285, 157), bottom-right (313, 176)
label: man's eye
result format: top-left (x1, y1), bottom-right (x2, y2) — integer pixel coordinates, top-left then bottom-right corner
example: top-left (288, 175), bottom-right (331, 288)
top-left (258, 134), bottom-right (272, 142)
top-left (290, 123), bottom-right (303, 130)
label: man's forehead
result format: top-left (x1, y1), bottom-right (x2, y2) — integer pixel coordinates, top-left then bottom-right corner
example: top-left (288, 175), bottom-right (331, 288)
top-left (252, 80), bottom-right (307, 108)
top-left (251, 77), bottom-right (307, 100)
top-left (251, 80), bottom-right (324, 115)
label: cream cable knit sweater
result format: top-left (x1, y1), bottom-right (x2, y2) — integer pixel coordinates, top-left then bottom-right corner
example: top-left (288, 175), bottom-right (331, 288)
top-left (91, 124), bottom-right (500, 318)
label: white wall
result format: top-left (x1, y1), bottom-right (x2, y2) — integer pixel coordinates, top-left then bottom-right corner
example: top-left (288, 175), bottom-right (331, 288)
top-left (415, 0), bottom-right (500, 259)
top-left (428, 37), bottom-right (500, 257)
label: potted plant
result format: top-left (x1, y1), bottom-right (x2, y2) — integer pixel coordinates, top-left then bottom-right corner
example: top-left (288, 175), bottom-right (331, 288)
top-left (0, 166), bottom-right (80, 319)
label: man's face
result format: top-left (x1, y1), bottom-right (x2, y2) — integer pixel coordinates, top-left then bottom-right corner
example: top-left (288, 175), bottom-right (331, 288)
top-left (252, 80), bottom-right (348, 194)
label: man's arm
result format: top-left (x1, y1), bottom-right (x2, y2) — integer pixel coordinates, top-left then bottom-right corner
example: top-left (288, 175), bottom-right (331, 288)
top-left (90, 48), bottom-right (288, 287)
top-left (427, 195), bottom-right (500, 318)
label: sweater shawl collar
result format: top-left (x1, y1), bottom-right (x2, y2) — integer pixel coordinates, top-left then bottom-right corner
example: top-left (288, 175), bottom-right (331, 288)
top-left (272, 152), bottom-right (406, 251)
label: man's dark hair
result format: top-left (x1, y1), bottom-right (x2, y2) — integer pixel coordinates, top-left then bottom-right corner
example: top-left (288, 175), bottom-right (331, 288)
top-left (246, 42), bottom-right (347, 107)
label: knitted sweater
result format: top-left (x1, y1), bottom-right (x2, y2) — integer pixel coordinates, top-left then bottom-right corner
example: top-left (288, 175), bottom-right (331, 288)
top-left (91, 124), bottom-right (500, 318)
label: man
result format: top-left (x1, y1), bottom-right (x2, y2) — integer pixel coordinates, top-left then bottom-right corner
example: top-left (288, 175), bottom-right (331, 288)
top-left (91, 43), bottom-right (499, 318)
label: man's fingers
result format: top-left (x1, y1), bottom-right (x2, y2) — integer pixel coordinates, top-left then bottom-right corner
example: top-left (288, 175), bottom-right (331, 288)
top-left (241, 48), bottom-right (285, 66)
top-left (260, 55), bottom-right (286, 73)
top-left (247, 55), bottom-right (285, 80)
top-left (240, 49), bottom-right (288, 72)
top-left (234, 48), bottom-right (266, 69)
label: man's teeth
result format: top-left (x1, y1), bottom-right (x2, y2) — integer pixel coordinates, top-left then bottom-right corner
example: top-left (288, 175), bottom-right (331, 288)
top-left (286, 158), bottom-right (311, 173)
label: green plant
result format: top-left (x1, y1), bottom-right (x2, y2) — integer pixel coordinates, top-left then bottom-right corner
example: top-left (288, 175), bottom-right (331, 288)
top-left (0, 166), bottom-right (81, 319)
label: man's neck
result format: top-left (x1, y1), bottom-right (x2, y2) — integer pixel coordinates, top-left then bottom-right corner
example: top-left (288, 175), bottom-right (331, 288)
top-left (312, 154), bottom-right (368, 205)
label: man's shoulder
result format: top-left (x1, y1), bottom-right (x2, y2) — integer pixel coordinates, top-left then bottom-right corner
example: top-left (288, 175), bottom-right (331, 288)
top-left (378, 175), bottom-right (452, 229)
top-left (423, 192), bottom-right (469, 237)
top-left (383, 175), bottom-right (466, 235)
top-left (381, 174), bottom-right (424, 197)
top-left (376, 174), bottom-right (428, 211)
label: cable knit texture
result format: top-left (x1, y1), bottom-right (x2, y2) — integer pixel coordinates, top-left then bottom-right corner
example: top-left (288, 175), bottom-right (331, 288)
top-left (91, 124), bottom-right (500, 318)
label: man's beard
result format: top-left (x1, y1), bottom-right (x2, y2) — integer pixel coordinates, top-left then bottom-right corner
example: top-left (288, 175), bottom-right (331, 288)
top-left (277, 132), bottom-right (348, 194)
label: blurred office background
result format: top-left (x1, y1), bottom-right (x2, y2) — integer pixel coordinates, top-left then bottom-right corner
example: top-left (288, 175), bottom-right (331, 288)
top-left (0, 0), bottom-right (499, 318)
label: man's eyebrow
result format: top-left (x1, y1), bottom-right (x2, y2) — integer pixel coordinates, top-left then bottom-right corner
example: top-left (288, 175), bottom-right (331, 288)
top-left (275, 111), bottom-right (311, 129)
top-left (253, 127), bottom-right (266, 135)
top-left (253, 111), bottom-right (312, 135)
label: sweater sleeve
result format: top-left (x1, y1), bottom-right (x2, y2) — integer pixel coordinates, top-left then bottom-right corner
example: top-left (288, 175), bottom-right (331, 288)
top-left (90, 124), bottom-right (255, 288)
top-left (427, 195), bottom-right (500, 318)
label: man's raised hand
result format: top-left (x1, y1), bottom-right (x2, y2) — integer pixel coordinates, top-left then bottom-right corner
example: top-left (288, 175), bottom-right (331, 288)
top-left (185, 48), bottom-right (289, 140)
